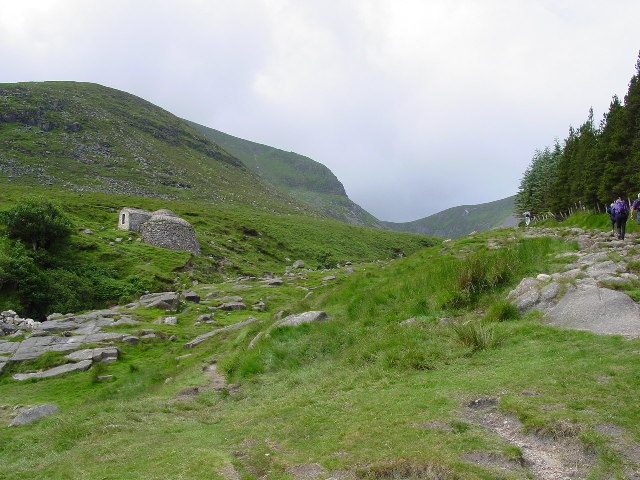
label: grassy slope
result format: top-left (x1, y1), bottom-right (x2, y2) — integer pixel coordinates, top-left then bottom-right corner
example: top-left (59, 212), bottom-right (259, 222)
top-left (0, 81), bottom-right (313, 216)
top-left (0, 185), bottom-right (436, 315)
top-left (383, 196), bottom-right (517, 239)
top-left (2, 225), bottom-right (638, 479)
top-left (187, 121), bottom-right (383, 228)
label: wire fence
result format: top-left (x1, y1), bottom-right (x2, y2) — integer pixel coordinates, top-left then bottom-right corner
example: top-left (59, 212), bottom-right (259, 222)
top-left (523, 197), bottom-right (635, 225)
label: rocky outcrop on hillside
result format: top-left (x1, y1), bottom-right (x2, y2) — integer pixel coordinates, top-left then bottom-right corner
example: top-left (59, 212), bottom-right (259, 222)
top-left (507, 227), bottom-right (640, 338)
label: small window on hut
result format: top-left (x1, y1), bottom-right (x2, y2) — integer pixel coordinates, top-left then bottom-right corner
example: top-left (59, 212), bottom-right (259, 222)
top-left (121, 214), bottom-right (125, 224)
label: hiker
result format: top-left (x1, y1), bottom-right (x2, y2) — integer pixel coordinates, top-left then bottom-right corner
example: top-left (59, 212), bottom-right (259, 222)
top-left (631, 193), bottom-right (640, 224)
top-left (612, 196), bottom-right (629, 240)
top-left (523, 211), bottom-right (531, 226)
top-left (606, 202), bottom-right (616, 235)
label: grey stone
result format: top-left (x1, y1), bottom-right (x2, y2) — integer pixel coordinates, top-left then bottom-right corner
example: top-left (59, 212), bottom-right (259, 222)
top-left (512, 289), bottom-right (540, 312)
top-left (265, 278), bottom-right (283, 286)
top-left (182, 290), bottom-right (200, 303)
top-left (184, 317), bottom-right (259, 349)
top-left (139, 292), bottom-right (180, 311)
top-left (276, 311), bottom-right (331, 327)
top-left (252, 301), bottom-right (266, 312)
top-left (96, 375), bottom-right (113, 382)
top-left (0, 341), bottom-right (19, 355)
top-left (219, 302), bottom-right (247, 311)
top-left (205, 291), bottom-right (220, 299)
top-left (578, 252), bottom-right (610, 265)
top-left (164, 316), bottom-right (178, 325)
top-left (218, 296), bottom-right (243, 303)
top-left (322, 275), bottom-right (336, 281)
top-left (65, 348), bottom-right (118, 363)
top-left (545, 285), bottom-right (640, 337)
top-left (169, 335), bottom-right (177, 342)
top-left (586, 260), bottom-right (625, 278)
top-left (507, 277), bottom-right (539, 300)
top-left (13, 359), bottom-right (92, 380)
top-left (122, 335), bottom-right (139, 345)
top-left (399, 317), bottom-right (417, 326)
top-left (10, 335), bottom-right (88, 361)
top-left (343, 267), bottom-right (356, 274)
top-left (9, 404), bottom-right (60, 426)
top-left (540, 282), bottom-right (562, 303)
top-left (247, 332), bottom-right (263, 349)
top-left (292, 260), bottom-right (305, 269)
top-left (536, 273), bottom-right (552, 282)
top-left (195, 314), bottom-right (212, 323)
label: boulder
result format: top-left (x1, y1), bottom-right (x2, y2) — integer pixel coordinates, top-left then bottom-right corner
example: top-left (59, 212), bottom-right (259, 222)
top-left (9, 404), bottom-right (60, 426)
top-left (292, 260), bottom-right (305, 269)
top-left (219, 302), bottom-right (247, 311)
top-left (139, 292), bottom-right (180, 310)
top-left (13, 359), bottom-right (92, 381)
top-left (265, 278), bottom-right (283, 286)
top-left (276, 311), bottom-right (331, 327)
top-left (343, 267), bottom-right (355, 274)
top-left (65, 348), bottom-right (118, 363)
top-left (182, 290), bottom-right (201, 303)
top-left (545, 285), bottom-right (640, 337)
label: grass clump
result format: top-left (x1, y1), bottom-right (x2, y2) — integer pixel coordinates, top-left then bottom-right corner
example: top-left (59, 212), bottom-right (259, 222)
top-left (450, 320), bottom-right (499, 352)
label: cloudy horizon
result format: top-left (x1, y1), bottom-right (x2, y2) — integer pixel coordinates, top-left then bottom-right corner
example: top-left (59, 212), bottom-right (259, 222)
top-left (1, 1), bottom-right (639, 222)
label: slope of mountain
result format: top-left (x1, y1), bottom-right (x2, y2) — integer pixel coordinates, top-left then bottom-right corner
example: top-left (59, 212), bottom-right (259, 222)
top-left (0, 82), bottom-right (314, 215)
top-left (186, 121), bottom-right (383, 228)
top-left (382, 195), bottom-right (517, 238)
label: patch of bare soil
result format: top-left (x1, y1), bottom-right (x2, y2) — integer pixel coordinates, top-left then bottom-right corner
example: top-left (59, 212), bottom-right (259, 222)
top-left (465, 397), bottom-right (594, 479)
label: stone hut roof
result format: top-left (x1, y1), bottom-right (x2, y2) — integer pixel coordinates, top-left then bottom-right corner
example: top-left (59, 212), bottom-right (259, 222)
top-left (152, 209), bottom-right (177, 217)
top-left (147, 213), bottom-right (192, 227)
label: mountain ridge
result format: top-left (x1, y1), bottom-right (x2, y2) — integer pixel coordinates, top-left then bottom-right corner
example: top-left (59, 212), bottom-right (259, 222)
top-left (186, 121), bottom-right (383, 228)
top-left (382, 195), bottom-right (517, 238)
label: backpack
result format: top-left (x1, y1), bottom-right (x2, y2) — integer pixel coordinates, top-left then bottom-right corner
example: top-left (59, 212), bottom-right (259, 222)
top-left (614, 200), bottom-right (629, 216)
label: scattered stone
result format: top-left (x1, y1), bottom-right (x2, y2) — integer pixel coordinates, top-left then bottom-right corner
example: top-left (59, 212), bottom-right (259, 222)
top-left (536, 273), bottom-right (552, 282)
top-left (182, 290), bottom-right (201, 303)
top-left (265, 278), bottom-right (283, 286)
top-left (13, 359), bottom-right (93, 380)
top-left (252, 300), bottom-right (267, 312)
top-left (195, 314), bottom-right (212, 323)
top-left (218, 296), bottom-right (244, 303)
top-left (304, 292), bottom-right (313, 300)
top-left (343, 267), bottom-right (355, 274)
top-left (138, 292), bottom-right (180, 311)
top-left (96, 375), bottom-right (113, 382)
top-left (247, 332), bottom-right (263, 349)
top-left (275, 311), bottom-right (331, 327)
top-left (467, 396), bottom-right (499, 409)
top-left (399, 317), bottom-right (417, 326)
top-left (65, 348), bottom-right (118, 363)
top-left (122, 335), bottom-right (140, 345)
top-left (175, 353), bottom-right (192, 360)
top-left (169, 335), bottom-right (178, 342)
top-left (183, 317), bottom-right (259, 349)
top-left (322, 275), bottom-right (336, 281)
top-left (205, 291), bottom-right (220, 299)
top-left (219, 302), bottom-right (247, 311)
top-left (9, 404), bottom-right (60, 426)
top-left (292, 260), bottom-right (305, 269)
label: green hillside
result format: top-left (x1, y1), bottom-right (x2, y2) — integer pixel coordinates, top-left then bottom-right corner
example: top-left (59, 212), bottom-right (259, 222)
top-left (187, 122), bottom-right (383, 228)
top-left (3, 223), bottom-right (638, 479)
top-left (0, 82), bottom-right (312, 215)
top-left (382, 195), bottom-right (517, 238)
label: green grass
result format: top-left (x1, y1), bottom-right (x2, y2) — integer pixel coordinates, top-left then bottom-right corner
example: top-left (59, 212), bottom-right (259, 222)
top-left (1, 218), bottom-right (638, 479)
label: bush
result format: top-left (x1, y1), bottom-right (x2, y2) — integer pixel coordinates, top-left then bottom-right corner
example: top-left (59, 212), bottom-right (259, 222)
top-left (0, 197), bottom-right (73, 251)
top-left (484, 301), bottom-right (520, 322)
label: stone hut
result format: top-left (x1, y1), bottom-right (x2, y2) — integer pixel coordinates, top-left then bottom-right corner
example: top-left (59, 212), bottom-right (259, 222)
top-left (117, 208), bottom-right (200, 256)
top-left (118, 208), bottom-right (152, 233)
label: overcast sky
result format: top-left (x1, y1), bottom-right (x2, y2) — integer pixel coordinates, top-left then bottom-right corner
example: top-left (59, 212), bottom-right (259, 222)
top-left (1, 1), bottom-right (639, 221)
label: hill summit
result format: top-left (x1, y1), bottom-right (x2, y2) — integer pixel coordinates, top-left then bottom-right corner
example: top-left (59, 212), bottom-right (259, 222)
top-left (0, 81), bottom-right (313, 215)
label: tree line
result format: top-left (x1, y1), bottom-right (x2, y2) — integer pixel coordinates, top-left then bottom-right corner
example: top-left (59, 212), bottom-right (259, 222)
top-left (515, 52), bottom-right (640, 217)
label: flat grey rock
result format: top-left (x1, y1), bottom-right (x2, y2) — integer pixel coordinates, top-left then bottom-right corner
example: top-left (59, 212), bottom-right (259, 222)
top-left (65, 347), bottom-right (118, 363)
top-left (0, 341), bottom-right (19, 355)
top-left (139, 292), bottom-right (180, 310)
top-left (184, 317), bottom-right (259, 348)
top-left (218, 302), bottom-right (247, 311)
top-left (585, 260), bottom-right (624, 278)
top-left (13, 359), bottom-right (92, 380)
top-left (276, 311), bottom-right (331, 327)
top-left (9, 403), bottom-right (60, 426)
top-left (507, 277), bottom-right (539, 300)
top-left (545, 285), bottom-right (640, 337)
top-left (10, 335), bottom-right (88, 361)
top-left (322, 275), bottom-right (336, 281)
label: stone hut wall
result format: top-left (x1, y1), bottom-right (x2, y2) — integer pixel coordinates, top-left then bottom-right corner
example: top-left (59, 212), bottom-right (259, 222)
top-left (140, 215), bottom-right (201, 256)
top-left (118, 208), bottom-right (152, 233)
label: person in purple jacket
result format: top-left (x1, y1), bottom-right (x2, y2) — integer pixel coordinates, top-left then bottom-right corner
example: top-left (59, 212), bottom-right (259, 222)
top-left (631, 193), bottom-right (640, 225)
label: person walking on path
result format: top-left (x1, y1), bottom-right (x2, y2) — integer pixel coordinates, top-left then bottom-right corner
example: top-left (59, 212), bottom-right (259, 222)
top-left (523, 211), bottom-right (531, 227)
top-left (613, 196), bottom-right (629, 240)
top-left (606, 202), bottom-right (616, 235)
top-left (631, 193), bottom-right (640, 225)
